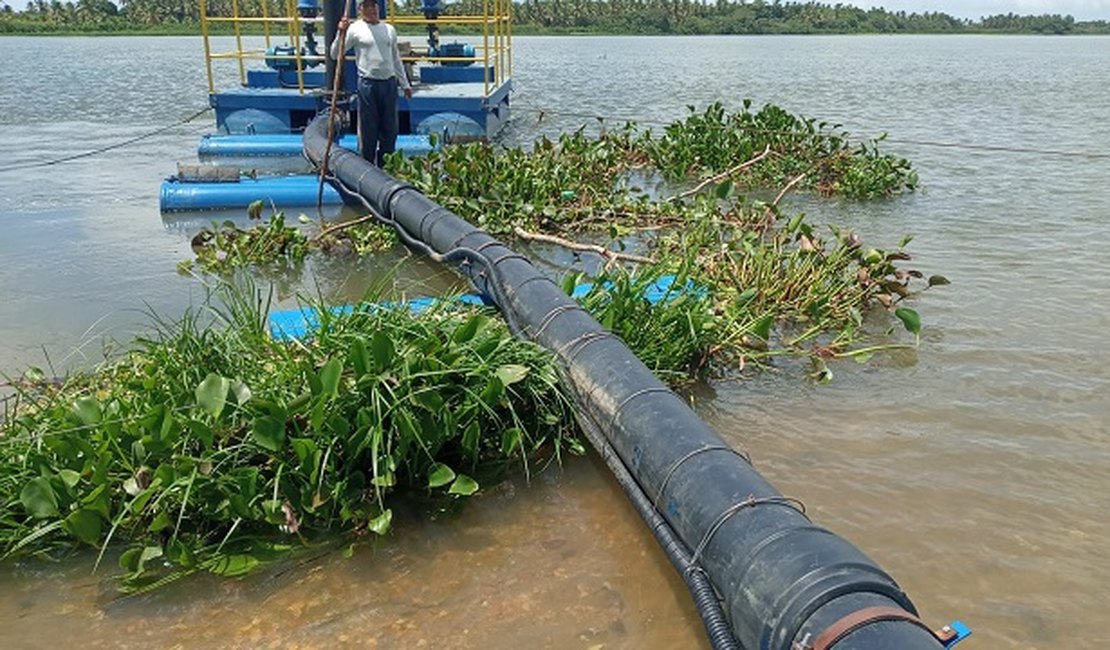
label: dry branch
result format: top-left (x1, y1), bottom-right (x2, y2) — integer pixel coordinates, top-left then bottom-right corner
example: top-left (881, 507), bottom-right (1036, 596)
top-left (677, 145), bottom-right (773, 199)
top-left (513, 227), bottom-right (655, 264)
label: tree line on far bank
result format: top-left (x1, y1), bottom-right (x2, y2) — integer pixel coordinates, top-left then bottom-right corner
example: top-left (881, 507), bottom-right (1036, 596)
top-left (2, 0), bottom-right (1108, 35)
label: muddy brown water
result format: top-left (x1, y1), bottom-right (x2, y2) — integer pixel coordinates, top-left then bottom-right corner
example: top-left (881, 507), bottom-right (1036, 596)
top-left (2, 34), bottom-right (1110, 648)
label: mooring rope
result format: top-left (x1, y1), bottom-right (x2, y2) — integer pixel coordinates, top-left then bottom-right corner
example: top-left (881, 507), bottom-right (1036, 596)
top-left (0, 106), bottom-right (213, 174)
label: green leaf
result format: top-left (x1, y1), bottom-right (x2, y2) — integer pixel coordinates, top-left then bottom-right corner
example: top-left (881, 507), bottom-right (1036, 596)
top-left (371, 471), bottom-right (396, 488)
top-left (367, 509), bottom-right (393, 536)
top-left (288, 391), bottom-right (311, 415)
top-left (20, 477), bottom-right (59, 519)
top-left (501, 428), bottom-right (523, 456)
top-left (119, 547), bottom-right (142, 572)
top-left (736, 287), bottom-right (758, 305)
top-left (148, 510), bottom-right (173, 533)
top-left (72, 396), bottom-right (102, 426)
top-left (751, 314), bottom-right (774, 341)
top-left (63, 509), bottom-right (102, 546)
top-left (452, 314), bottom-right (483, 344)
top-left (319, 358), bottom-right (343, 399)
top-left (208, 554), bottom-right (259, 577)
top-left (894, 307), bottom-right (922, 336)
top-left (785, 212), bottom-right (805, 233)
top-left (927, 274), bottom-right (951, 287)
top-left (480, 376), bottom-right (504, 406)
top-left (350, 338), bottom-right (371, 377)
top-left (461, 421), bottom-right (480, 461)
top-left (412, 389), bottom-right (444, 413)
top-left (370, 330), bottom-right (394, 369)
top-left (166, 538), bottom-right (196, 569)
top-left (187, 419), bottom-right (214, 450)
top-left (448, 475), bottom-right (479, 496)
top-left (495, 364), bottom-right (530, 387)
top-left (290, 437), bottom-right (319, 466)
top-left (195, 373), bottom-right (230, 418)
top-left (82, 484), bottom-right (111, 520)
top-left (229, 380), bottom-right (252, 406)
top-left (427, 463), bottom-right (456, 488)
top-left (714, 179), bottom-right (733, 199)
top-left (252, 416), bottom-right (286, 452)
top-left (138, 545), bottom-right (163, 573)
top-left (58, 469), bottom-right (81, 489)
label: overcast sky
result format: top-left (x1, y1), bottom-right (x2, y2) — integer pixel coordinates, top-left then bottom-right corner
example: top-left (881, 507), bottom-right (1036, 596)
top-left (5, 0), bottom-right (1110, 20)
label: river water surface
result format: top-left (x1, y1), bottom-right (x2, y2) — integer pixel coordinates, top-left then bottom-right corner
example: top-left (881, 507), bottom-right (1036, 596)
top-left (2, 34), bottom-right (1109, 649)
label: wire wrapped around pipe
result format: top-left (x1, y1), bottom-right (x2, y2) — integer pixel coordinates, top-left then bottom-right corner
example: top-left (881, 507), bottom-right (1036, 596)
top-left (302, 111), bottom-right (947, 650)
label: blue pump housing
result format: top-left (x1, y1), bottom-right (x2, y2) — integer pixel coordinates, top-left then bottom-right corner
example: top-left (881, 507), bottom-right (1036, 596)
top-left (265, 45), bottom-right (321, 71)
top-left (438, 42), bottom-right (475, 67)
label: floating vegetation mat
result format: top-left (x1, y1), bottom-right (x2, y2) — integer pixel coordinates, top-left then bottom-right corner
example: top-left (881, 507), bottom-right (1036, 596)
top-left (185, 102), bottom-right (942, 380)
top-left (0, 286), bottom-right (579, 591)
top-left (0, 103), bottom-right (943, 589)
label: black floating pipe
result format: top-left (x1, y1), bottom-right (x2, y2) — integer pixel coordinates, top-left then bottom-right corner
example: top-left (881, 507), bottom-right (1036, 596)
top-left (304, 115), bottom-right (947, 650)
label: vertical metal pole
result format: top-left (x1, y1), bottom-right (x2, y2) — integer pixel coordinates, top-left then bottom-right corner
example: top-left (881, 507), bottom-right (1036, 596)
top-left (200, 0), bottom-right (215, 94)
top-left (482, 0), bottom-right (489, 97)
top-left (324, 0), bottom-right (340, 91)
top-left (494, 0), bottom-right (500, 86)
top-left (231, 0), bottom-right (246, 85)
top-left (288, 0), bottom-right (306, 93)
top-left (261, 0), bottom-right (273, 50)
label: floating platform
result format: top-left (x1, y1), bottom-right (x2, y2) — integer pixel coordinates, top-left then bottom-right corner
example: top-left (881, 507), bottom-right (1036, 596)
top-left (160, 175), bottom-right (342, 212)
top-left (198, 133), bottom-right (436, 158)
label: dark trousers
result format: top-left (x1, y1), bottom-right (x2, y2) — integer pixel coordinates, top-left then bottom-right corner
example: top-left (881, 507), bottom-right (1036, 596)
top-left (357, 76), bottom-right (399, 167)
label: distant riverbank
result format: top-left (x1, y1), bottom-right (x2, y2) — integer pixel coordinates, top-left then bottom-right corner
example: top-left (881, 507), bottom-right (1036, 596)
top-left (4, 4), bottom-right (1110, 38)
top-left (5, 24), bottom-right (1110, 37)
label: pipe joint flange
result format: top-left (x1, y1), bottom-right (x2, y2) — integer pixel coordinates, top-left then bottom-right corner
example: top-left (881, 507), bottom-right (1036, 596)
top-left (381, 181), bottom-right (418, 221)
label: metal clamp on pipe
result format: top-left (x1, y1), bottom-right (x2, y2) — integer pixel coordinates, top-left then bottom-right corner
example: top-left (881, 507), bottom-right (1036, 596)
top-left (803, 608), bottom-right (972, 649)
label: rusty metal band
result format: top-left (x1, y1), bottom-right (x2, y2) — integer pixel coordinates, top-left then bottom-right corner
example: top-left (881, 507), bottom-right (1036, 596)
top-left (809, 606), bottom-right (953, 650)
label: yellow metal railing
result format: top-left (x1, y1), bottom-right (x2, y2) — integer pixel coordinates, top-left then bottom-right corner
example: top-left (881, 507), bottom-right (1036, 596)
top-left (200, 0), bottom-right (319, 94)
top-left (200, 0), bottom-right (513, 98)
top-left (387, 0), bottom-right (513, 97)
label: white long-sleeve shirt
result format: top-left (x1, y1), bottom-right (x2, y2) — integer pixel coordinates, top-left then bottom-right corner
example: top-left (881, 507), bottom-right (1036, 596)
top-left (330, 20), bottom-right (410, 90)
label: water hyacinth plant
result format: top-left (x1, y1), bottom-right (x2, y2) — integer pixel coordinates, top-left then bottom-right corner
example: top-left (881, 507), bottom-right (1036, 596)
top-left (186, 101), bottom-right (919, 275)
top-left (180, 102), bottom-right (937, 380)
top-left (640, 101), bottom-right (918, 198)
top-left (0, 284), bottom-right (579, 591)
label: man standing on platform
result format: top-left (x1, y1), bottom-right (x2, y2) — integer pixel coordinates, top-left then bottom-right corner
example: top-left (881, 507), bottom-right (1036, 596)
top-left (332, 0), bottom-right (412, 166)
